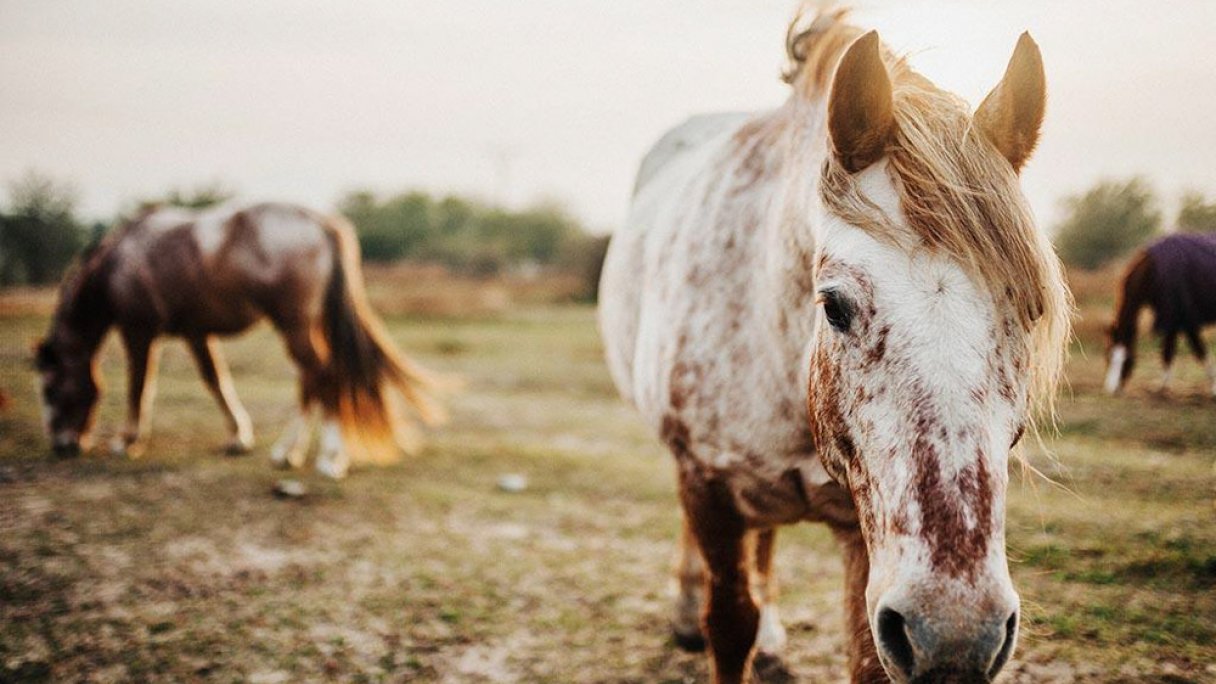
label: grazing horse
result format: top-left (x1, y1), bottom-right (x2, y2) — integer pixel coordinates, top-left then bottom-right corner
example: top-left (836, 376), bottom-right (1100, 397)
top-left (35, 201), bottom-right (440, 478)
top-left (599, 10), bottom-right (1069, 684)
top-left (1104, 232), bottom-right (1216, 395)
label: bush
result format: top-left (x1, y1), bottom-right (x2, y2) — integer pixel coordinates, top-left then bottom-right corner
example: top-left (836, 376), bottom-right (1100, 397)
top-left (1054, 178), bottom-right (1161, 270)
top-left (0, 172), bottom-right (86, 286)
top-left (337, 190), bottom-right (603, 281)
top-left (1177, 191), bottom-right (1216, 234)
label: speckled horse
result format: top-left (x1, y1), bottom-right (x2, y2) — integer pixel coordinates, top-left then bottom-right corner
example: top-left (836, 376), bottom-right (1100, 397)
top-left (599, 10), bottom-right (1069, 683)
top-left (36, 201), bottom-right (440, 478)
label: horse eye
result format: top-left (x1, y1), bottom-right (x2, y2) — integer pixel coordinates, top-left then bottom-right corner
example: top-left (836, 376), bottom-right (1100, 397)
top-left (819, 290), bottom-right (854, 333)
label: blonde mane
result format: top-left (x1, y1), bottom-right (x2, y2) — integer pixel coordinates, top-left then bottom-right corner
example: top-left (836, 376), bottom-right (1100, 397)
top-left (792, 8), bottom-right (1072, 423)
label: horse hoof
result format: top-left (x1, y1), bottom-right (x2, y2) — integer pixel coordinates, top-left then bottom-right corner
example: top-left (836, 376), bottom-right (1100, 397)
top-left (53, 443), bottom-right (82, 459)
top-left (671, 626), bottom-right (707, 653)
top-left (752, 651), bottom-right (795, 683)
top-left (224, 441), bottom-right (253, 456)
top-left (109, 438), bottom-right (143, 459)
top-left (315, 459), bottom-right (348, 480)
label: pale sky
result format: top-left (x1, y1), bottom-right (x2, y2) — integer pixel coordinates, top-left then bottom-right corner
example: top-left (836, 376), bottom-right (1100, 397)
top-left (2, 1), bottom-right (1215, 232)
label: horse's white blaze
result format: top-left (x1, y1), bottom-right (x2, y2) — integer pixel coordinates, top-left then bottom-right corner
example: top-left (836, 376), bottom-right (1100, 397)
top-left (1104, 344), bottom-right (1128, 394)
top-left (817, 215), bottom-right (1021, 619)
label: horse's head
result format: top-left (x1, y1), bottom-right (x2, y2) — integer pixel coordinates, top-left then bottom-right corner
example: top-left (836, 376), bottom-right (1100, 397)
top-left (35, 336), bottom-right (100, 456)
top-left (807, 32), bottom-right (1068, 682)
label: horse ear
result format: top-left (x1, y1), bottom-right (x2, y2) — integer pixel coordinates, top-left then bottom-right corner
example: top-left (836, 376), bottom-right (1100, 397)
top-left (975, 32), bottom-right (1046, 172)
top-left (828, 31), bottom-right (895, 173)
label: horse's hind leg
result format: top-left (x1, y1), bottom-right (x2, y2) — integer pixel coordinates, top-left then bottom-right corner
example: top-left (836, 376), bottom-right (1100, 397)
top-left (680, 470), bottom-right (759, 684)
top-left (114, 328), bottom-right (160, 456)
top-left (1183, 328), bottom-right (1215, 395)
top-left (276, 323), bottom-right (349, 479)
top-left (751, 529), bottom-right (787, 657)
top-left (672, 513), bottom-right (708, 652)
top-left (271, 325), bottom-right (325, 471)
top-left (187, 336), bottom-right (254, 454)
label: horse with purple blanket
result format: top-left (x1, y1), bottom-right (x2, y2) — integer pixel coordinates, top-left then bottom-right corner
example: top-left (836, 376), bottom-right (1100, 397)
top-left (1105, 232), bottom-right (1216, 395)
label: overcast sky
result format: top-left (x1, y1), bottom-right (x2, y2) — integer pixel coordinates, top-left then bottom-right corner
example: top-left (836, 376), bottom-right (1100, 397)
top-left (2, 0), bottom-right (1215, 231)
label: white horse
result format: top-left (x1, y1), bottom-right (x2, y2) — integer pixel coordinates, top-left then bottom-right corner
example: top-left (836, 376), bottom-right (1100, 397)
top-left (599, 10), bottom-right (1069, 683)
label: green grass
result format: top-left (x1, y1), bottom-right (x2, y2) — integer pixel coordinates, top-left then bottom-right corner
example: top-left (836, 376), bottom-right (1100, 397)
top-left (1, 304), bottom-right (1214, 682)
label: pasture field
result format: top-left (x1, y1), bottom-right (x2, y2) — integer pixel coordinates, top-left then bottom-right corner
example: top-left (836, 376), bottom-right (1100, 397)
top-left (1, 272), bottom-right (1214, 683)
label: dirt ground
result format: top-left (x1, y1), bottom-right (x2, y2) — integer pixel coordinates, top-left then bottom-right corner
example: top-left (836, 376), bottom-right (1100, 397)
top-left (1, 281), bottom-right (1214, 682)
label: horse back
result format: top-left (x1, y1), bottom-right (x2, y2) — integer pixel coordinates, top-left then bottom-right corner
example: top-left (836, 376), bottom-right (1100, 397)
top-left (108, 203), bottom-right (334, 336)
top-left (1144, 233), bottom-right (1216, 331)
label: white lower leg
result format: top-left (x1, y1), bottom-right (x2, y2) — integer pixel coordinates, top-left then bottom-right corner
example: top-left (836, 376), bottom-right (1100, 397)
top-left (1206, 359), bottom-right (1216, 396)
top-left (1104, 345), bottom-right (1127, 395)
top-left (754, 603), bottom-right (788, 655)
top-left (315, 419), bottom-right (349, 479)
top-left (227, 407), bottom-right (254, 452)
top-left (1160, 364), bottom-right (1174, 392)
top-left (270, 413), bottom-right (309, 469)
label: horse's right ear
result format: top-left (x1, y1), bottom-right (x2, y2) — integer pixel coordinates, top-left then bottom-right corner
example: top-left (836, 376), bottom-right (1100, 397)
top-left (828, 30), bottom-right (895, 173)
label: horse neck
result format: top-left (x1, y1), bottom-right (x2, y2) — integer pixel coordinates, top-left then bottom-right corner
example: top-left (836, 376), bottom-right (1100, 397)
top-left (1112, 254), bottom-right (1152, 349)
top-left (52, 253), bottom-right (115, 358)
top-left (762, 96), bottom-right (831, 320)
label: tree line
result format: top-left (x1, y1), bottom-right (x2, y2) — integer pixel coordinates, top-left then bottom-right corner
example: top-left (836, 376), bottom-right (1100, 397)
top-left (2, 170), bottom-right (1214, 290)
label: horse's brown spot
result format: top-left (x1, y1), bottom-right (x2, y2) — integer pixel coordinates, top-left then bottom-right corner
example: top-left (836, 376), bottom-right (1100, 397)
top-left (662, 414), bottom-right (693, 461)
top-left (865, 325), bottom-right (889, 366)
top-left (907, 382), bottom-right (994, 581)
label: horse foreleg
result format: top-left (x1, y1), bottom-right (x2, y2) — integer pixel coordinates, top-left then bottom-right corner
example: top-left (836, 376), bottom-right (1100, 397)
top-left (672, 512), bottom-right (708, 652)
top-left (114, 329), bottom-right (160, 456)
top-left (187, 336), bottom-right (253, 454)
top-left (680, 470), bottom-right (758, 684)
top-left (751, 528), bottom-right (788, 658)
top-left (833, 526), bottom-right (887, 684)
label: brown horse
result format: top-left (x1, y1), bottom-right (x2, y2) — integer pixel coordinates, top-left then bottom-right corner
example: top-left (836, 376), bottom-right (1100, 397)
top-left (1104, 232), bottom-right (1216, 395)
top-left (35, 201), bottom-right (440, 478)
top-left (599, 9), bottom-right (1069, 684)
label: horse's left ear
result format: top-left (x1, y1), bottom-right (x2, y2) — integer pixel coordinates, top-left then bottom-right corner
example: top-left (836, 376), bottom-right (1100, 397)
top-left (975, 32), bottom-right (1046, 172)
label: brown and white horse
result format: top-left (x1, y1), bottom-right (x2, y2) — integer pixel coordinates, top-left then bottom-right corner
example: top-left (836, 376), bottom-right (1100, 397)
top-left (1104, 232), bottom-right (1216, 395)
top-left (599, 10), bottom-right (1069, 683)
top-left (35, 201), bottom-right (440, 478)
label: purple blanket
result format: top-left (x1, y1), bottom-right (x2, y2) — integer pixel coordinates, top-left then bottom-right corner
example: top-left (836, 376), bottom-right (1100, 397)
top-left (1146, 232), bottom-right (1216, 332)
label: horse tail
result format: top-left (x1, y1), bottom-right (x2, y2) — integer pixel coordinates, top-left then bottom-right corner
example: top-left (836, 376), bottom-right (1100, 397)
top-left (319, 214), bottom-right (444, 464)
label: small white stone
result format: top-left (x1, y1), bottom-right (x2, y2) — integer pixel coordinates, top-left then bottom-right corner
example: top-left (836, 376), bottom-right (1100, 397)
top-left (273, 479), bottom-right (307, 499)
top-left (496, 474), bottom-right (528, 493)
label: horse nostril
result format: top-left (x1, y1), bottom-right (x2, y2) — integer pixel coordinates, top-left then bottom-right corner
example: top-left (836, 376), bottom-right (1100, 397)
top-left (877, 607), bottom-right (915, 677)
top-left (989, 610), bottom-right (1019, 678)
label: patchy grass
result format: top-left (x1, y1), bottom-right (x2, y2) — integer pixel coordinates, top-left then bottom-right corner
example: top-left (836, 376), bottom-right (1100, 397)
top-left (1, 280), bottom-right (1214, 681)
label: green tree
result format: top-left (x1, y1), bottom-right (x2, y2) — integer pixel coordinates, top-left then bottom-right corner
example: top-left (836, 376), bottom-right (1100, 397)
top-left (0, 171), bottom-right (86, 285)
top-left (1054, 178), bottom-right (1161, 270)
top-left (1177, 191), bottom-right (1216, 234)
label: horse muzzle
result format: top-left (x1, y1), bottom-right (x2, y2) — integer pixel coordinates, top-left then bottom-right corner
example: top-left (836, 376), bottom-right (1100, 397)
top-left (874, 593), bottom-right (1018, 683)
